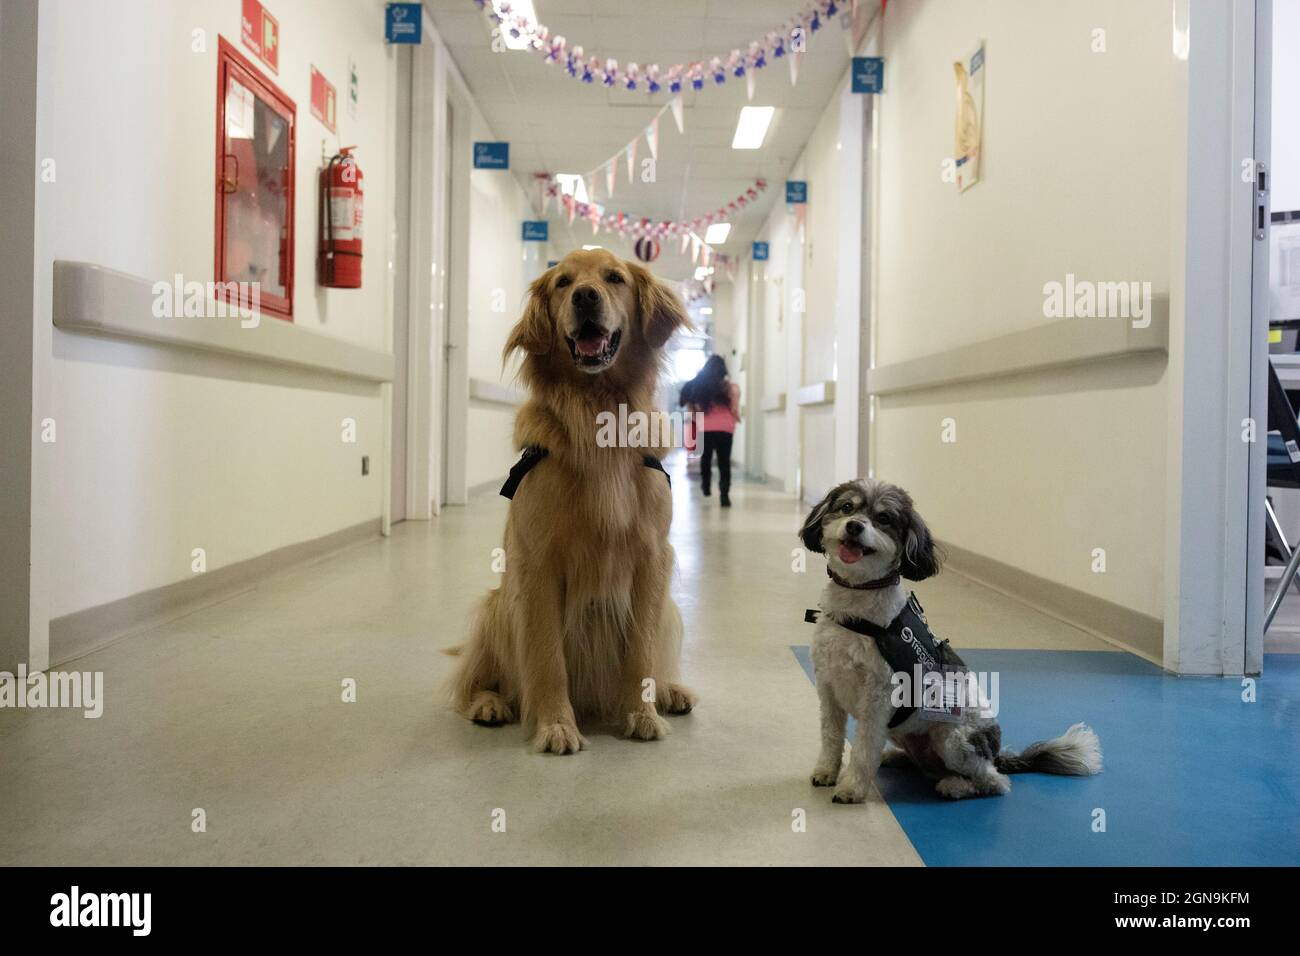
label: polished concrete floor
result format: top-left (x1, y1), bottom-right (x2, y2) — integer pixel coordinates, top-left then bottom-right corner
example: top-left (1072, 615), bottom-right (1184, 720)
top-left (2, 455), bottom-right (1142, 866)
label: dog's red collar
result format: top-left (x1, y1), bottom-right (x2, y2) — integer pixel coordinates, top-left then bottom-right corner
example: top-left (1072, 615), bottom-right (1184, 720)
top-left (827, 567), bottom-right (901, 590)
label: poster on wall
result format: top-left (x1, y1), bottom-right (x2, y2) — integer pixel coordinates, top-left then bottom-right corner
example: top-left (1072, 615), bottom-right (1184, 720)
top-left (952, 42), bottom-right (984, 192)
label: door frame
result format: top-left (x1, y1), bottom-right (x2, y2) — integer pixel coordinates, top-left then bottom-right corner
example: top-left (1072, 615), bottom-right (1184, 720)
top-left (1163, 0), bottom-right (1267, 674)
top-left (403, 10), bottom-right (471, 518)
top-left (1245, 0), bottom-right (1273, 671)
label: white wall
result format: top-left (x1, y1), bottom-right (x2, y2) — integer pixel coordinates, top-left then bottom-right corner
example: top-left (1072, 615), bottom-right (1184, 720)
top-left (871, 0), bottom-right (1176, 623)
top-left (463, 101), bottom-right (543, 492)
top-left (751, 68), bottom-right (858, 503)
top-left (35, 0), bottom-right (396, 618)
top-left (1274, 0), bottom-right (1300, 213)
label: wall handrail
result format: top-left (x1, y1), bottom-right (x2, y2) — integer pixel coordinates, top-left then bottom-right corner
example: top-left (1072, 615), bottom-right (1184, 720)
top-left (469, 377), bottom-right (526, 406)
top-left (866, 298), bottom-right (1169, 397)
top-left (52, 260), bottom-right (394, 383)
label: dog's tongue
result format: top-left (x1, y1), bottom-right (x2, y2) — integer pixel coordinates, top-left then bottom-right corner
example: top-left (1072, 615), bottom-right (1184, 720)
top-left (838, 542), bottom-right (865, 564)
top-left (576, 335), bottom-right (608, 356)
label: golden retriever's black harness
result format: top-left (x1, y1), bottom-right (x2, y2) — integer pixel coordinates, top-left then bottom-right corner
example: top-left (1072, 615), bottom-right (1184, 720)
top-left (499, 446), bottom-right (670, 500)
top-left (804, 593), bottom-right (964, 728)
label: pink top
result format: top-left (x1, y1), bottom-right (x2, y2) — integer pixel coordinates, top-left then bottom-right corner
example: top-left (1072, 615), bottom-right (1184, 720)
top-left (697, 382), bottom-right (741, 434)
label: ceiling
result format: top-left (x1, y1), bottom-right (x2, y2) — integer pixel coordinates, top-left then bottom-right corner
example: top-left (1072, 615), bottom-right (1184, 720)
top-left (425, 0), bottom-right (857, 279)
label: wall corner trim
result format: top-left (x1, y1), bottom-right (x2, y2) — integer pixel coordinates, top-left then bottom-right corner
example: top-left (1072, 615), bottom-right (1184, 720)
top-left (48, 518), bottom-right (382, 669)
top-left (940, 539), bottom-right (1165, 666)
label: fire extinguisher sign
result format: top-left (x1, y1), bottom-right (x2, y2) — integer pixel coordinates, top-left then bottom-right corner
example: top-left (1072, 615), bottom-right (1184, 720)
top-left (240, 0), bottom-right (280, 73)
top-left (311, 67), bottom-right (337, 133)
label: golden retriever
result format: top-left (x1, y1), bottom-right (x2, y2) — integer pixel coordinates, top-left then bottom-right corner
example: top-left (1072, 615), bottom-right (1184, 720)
top-left (450, 249), bottom-right (696, 754)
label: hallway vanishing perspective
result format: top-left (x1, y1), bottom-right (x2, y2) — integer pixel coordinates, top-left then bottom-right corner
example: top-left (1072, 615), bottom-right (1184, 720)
top-left (3, 0), bottom-right (1299, 901)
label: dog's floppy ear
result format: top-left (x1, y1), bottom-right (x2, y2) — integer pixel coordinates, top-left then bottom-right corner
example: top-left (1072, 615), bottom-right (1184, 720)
top-left (628, 261), bottom-right (690, 348)
top-left (799, 490), bottom-right (836, 555)
top-left (899, 501), bottom-right (942, 581)
top-left (503, 271), bottom-right (554, 360)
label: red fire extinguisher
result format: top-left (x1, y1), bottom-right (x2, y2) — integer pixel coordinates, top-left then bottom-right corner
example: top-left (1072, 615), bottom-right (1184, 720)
top-left (318, 147), bottom-right (363, 288)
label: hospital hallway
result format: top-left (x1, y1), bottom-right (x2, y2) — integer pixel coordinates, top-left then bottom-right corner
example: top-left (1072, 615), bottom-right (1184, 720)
top-left (1, 451), bottom-right (1297, 867)
top-left (4, 0), bottom-right (1300, 884)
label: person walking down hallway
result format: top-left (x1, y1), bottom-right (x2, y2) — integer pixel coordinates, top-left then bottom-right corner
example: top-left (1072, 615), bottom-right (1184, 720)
top-left (681, 355), bottom-right (742, 507)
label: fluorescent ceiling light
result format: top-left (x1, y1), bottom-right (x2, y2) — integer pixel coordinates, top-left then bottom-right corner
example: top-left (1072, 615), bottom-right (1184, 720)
top-left (731, 106), bottom-right (775, 149)
top-left (499, 1), bottom-right (538, 51)
top-left (704, 223), bottom-right (731, 244)
top-left (694, 266), bottom-right (714, 281)
top-left (555, 172), bottom-right (588, 205)
top-left (699, 307), bottom-right (713, 315)
top-left (582, 245), bottom-right (602, 250)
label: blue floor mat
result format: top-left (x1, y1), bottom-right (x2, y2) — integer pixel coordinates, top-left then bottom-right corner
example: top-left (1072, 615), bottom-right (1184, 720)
top-left (791, 646), bottom-right (1300, 866)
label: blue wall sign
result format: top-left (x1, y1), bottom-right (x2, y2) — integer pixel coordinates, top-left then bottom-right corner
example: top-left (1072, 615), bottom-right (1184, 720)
top-left (473, 142), bottom-right (509, 169)
top-left (385, 4), bottom-right (423, 44)
top-left (851, 57), bottom-right (885, 94)
top-left (785, 181), bottom-right (807, 204)
top-left (522, 220), bottom-right (549, 242)
top-left (752, 241), bottom-right (770, 261)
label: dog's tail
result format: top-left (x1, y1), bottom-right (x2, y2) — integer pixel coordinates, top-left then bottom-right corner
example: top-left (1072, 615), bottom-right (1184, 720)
top-left (995, 722), bottom-right (1102, 776)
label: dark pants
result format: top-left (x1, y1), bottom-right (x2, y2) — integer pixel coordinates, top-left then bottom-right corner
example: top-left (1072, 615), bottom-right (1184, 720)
top-left (700, 431), bottom-right (733, 495)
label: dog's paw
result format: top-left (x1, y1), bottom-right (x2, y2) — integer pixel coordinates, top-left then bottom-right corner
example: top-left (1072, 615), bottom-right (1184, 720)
top-left (935, 776), bottom-right (976, 800)
top-left (532, 721), bottom-right (587, 755)
top-left (623, 710), bottom-right (671, 741)
top-left (466, 691), bottom-right (515, 726)
top-left (810, 766), bottom-right (840, 787)
top-left (657, 682), bottom-right (697, 715)
top-left (831, 780), bottom-right (869, 804)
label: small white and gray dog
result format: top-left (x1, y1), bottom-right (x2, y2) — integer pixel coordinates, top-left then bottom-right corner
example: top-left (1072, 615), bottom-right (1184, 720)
top-left (801, 478), bottom-right (1102, 803)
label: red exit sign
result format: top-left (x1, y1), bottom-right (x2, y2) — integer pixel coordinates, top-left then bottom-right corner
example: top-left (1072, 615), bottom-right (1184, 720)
top-left (241, 0), bottom-right (280, 73)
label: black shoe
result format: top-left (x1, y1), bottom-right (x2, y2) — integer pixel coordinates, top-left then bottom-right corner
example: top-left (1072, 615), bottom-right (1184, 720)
top-left (702, 487), bottom-right (711, 497)
top-left (720, 493), bottom-right (731, 508)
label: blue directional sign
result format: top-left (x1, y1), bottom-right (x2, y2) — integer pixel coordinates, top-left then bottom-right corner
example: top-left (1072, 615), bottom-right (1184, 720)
top-left (522, 220), bottom-right (549, 241)
top-left (752, 241), bottom-right (770, 261)
top-left (786, 181), bottom-right (807, 204)
top-left (852, 56), bottom-right (884, 94)
top-left (385, 4), bottom-right (422, 44)
top-left (473, 142), bottom-right (509, 169)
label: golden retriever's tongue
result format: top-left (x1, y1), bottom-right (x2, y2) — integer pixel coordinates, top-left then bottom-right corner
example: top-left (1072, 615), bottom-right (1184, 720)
top-left (576, 335), bottom-right (608, 356)
top-left (838, 542), bottom-right (865, 564)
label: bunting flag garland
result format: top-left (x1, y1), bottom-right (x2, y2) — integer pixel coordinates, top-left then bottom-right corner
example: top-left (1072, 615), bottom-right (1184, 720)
top-left (626, 136), bottom-right (637, 184)
top-left (472, 0), bottom-right (853, 103)
top-left (645, 117), bottom-right (659, 160)
top-left (551, 178), bottom-right (768, 244)
top-left (605, 160), bottom-right (616, 198)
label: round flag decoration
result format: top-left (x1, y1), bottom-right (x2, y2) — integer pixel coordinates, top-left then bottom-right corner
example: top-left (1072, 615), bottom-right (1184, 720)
top-left (634, 236), bottom-right (661, 262)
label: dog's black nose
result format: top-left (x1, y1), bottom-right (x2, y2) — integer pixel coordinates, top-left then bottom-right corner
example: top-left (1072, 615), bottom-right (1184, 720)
top-left (572, 285), bottom-right (600, 308)
top-left (845, 520), bottom-right (864, 537)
